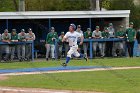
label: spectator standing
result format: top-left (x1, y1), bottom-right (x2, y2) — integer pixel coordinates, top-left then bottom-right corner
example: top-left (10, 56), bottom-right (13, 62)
top-left (0, 34), bottom-right (2, 62)
top-left (92, 26), bottom-right (102, 57)
top-left (126, 22), bottom-right (136, 57)
top-left (107, 23), bottom-right (115, 57)
top-left (76, 25), bottom-right (83, 52)
top-left (114, 25), bottom-right (125, 57)
top-left (83, 28), bottom-right (92, 56)
top-left (26, 28), bottom-right (36, 60)
top-left (45, 27), bottom-right (58, 61)
top-left (101, 27), bottom-right (109, 57)
top-left (136, 28), bottom-right (140, 57)
top-left (57, 32), bottom-right (65, 59)
top-left (18, 29), bottom-right (26, 61)
top-left (2, 29), bottom-right (11, 61)
top-left (10, 29), bottom-right (18, 60)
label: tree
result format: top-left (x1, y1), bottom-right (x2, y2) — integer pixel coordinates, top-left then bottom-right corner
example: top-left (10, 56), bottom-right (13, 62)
top-left (13, 0), bottom-right (18, 11)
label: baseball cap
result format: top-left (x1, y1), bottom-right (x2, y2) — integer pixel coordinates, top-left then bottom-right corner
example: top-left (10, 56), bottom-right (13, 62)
top-left (104, 27), bottom-right (108, 30)
top-left (109, 23), bottom-right (113, 26)
top-left (12, 29), bottom-right (16, 32)
top-left (120, 25), bottom-right (124, 28)
top-left (4, 29), bottom-right (8, 32)
top-left (70, 23), bottom-right (76, 30)
top-left (87, 28), bottom-right (91, 31)
top-left (28, 28), bottom-right (32, 31)
top-left (129, 22), bottom-right (134, 25)
top-left (51, 27), bottom-right (55, 30)
top-left (96, 26), bottom-right (100, 29)
top-left (61, 32), bottom-right (64, 35)
top-left (77, 25), bottom-right (81, 28)
top-left (21, 29), bottom-right (25, 32)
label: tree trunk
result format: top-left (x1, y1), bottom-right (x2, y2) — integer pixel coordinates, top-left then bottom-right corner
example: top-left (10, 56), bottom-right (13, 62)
top-left (13, 0), bottom-right (18, 11)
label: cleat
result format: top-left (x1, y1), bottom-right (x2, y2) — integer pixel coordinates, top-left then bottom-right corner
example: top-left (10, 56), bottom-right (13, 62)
top-left (46, 58), bottom-right (49, 61)
top-left (61, 62), bottom-right (67, 67)
top-left (84, 54), bottom-right (88, 61)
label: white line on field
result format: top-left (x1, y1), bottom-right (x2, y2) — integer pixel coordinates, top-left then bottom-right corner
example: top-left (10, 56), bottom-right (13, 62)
top-left (0, 88), bottom-right (67, 93)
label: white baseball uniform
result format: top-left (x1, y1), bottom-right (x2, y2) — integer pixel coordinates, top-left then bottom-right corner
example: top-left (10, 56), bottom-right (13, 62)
top-left (64, 31), bottom-right (82, 58)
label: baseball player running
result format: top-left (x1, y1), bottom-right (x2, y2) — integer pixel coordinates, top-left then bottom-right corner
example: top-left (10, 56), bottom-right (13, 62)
top-left (61, 24), bottom-right (88, 67)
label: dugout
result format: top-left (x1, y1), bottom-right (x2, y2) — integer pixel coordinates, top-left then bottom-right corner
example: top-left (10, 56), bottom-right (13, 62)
top-left (0, 10), bottom-right (130, 55)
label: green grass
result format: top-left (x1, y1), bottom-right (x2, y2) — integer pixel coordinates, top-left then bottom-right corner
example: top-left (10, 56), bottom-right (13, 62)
top-left (0, 57), bottom-right (140, 69)
top-left (0, 69), bottom-right (140, 93)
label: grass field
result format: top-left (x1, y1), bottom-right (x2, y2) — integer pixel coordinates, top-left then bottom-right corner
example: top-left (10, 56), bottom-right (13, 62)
top-left (0, 69), bottom-right (139, 93)
top-left (0, 57), bottom-right (140, 69)
top-left (0, 57), bottom-right (140, 93)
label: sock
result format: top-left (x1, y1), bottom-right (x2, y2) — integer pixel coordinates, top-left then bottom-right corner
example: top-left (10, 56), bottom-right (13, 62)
top-left (66, 57), bottom-right (70, 64)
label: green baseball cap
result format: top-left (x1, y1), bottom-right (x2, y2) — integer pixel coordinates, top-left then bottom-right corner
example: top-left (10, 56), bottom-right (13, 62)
top-left (87, 28), bottom-right (91, 31)
top-left (104, 27), bottom-right (108, 30)
top-left (61, 32), bottom-right (64, 35)
top-left (119, 25), bottom-right (124, 28)
top-left (109, 23), bottom-right (113, 26)
top-left (129, 22), bottom-right (134, 25)
top-left (12, 29), bottom-right (16, 32)
top-left (77, 25), bottom-right (81, 28)
top-left (21, 29), bottom-right (25, 32)
top-left (96, 26), bottom-right (100, 29)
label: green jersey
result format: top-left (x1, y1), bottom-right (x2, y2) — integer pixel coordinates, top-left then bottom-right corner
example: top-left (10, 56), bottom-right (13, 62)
top-left (115, 31), bottom-right (125, 37)
top-left (126, 28), bottom-right (136, 42)
top-left (46, 32), bottom-right (58, 44)
top-left (102, 31), bottom-right (109, 38)
top-left (84, 31), bottom-right (92, 39)
top-left (11, 34), bottom-right (18, 40)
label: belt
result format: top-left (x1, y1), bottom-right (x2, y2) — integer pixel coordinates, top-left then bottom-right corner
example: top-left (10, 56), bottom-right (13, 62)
top-left (70, 45), bottom-right (76, 47)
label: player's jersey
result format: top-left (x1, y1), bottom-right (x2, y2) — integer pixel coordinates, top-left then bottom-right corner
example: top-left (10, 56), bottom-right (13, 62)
top-left (64, 31), bottom-right (81, 46)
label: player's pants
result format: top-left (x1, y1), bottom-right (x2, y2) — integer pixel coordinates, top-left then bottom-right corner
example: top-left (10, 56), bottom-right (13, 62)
top-left (64, 43), bottom-right (69, 57)
top-left (46, 44), bottom-right (55, 59)
top-left (113, 42), bottom-right (124, 56)
top-left (10, 45), bottom-right (16, 60)
top-left (101, 42), bottom-right (106, 56)
top-left (58, 45), bottom-right (63, 58)
top-left (136, 44), bottom-right (140, 56)
top-left (2, 45), bottom-right (10, 59)
top-left (67, 45), bottom-right (80, 58)
top-left (83, 43), bottom-right (89, 55)
top-left (17, 45), bottom-right (25, 59)
top-left (93, 42), bottom-right (102, 56)
top-left (127, 41), bottom-right (134, 57)
top-left (26, 44), bottom-right (32, 59)
top-left (0, 46), bottom-right (2, 61)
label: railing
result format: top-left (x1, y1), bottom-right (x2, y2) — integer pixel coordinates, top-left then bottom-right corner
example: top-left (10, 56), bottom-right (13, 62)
top-left (0, 41), bottom-right (34, 61)
top-left (55, 38), bottom-right (125, 59)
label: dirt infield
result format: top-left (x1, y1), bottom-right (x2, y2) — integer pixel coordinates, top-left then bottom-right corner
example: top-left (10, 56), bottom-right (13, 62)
top-left (0, 66), bottom-right (140, 93)
top-left (0, 87), bottom-right (105, 93)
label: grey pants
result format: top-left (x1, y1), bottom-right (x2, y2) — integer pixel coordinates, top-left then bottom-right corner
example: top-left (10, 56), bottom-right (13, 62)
top-left (64, 43), bottom-right (69, 57)
top-left (113, 42), bottom-right (124, 56)
top-left (58, 45), bottom-right (63, 58)
top-left (10, 45), bottom-right (16, 60)
top-left (0, 46), bottom-right (2, 61)
top-left (26, 44), bottom-right (32, 59)
top-left (83, 43), bottom-right (89, 55)
top-left (2, 45), bottom-right (10, 59)
top-left (46, 44), bottom-right (55, 58)
top-left (17, 45), bottom-right (25, 59)
top-left (101, 43), bottom-right (106, 56)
